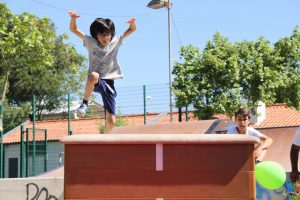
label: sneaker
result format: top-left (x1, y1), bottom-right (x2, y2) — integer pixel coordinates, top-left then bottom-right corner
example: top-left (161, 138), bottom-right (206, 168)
top-left (76, 103), bottom-right (88, 117)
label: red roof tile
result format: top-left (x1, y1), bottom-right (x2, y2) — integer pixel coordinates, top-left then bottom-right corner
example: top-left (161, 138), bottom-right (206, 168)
top-left (3, 113), bottom-right (165, 144)
top-left (214, 103), bottom-right (300, 128)
top-left (3, 118), bottom-right (101, 144)
top-left (257, 103), bottom-right (300, 128)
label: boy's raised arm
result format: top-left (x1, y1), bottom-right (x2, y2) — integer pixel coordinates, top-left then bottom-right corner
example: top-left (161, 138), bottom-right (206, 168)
top-left (122, 18), bottom-right (136, 39)
top-left (68, 10), bottom-right (85, 40)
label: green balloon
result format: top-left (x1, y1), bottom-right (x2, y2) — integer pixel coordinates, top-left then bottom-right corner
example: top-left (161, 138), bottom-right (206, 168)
top-left (255, 161), bottom-right (286, 190)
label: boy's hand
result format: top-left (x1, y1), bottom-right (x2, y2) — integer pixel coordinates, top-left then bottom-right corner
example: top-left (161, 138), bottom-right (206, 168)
top-left (126, 18), bottom-right (136, 24)
top-left (122, 18), bottom-right (136, 39)
top-left (68, 10), bottom-right (80, 18)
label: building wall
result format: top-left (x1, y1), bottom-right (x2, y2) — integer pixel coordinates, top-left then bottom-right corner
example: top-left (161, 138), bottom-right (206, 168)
top-left (4, 142), bottom-right (64, 178)
top-left (4, 144), bottom-right (19, 178)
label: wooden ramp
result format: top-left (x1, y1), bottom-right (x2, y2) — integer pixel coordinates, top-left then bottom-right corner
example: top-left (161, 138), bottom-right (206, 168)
top-left (261, 127), bottom-right (296, 171)
top-left (110, 120), bottom-right (220, 134)
top-left (37, 166), bottom-right (64, 177)
top-left (61, 133), bottom-right (258, 200)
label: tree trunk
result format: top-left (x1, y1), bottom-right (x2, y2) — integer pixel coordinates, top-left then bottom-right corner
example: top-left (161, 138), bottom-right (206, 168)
top-left (0, 70), bottom-right (9, 132)
top-left (0, 46), bottom-right (11, 132)
top-left (1, 70), bottom-right (9, 103)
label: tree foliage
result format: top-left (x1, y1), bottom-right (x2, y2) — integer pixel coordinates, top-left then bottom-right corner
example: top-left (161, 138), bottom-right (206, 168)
top-left (273, 27), bottom-right (300, 109)
top-left (0, 3), bottom-right (86, 131)
top-left (173, 28), bottom-right (300, 119)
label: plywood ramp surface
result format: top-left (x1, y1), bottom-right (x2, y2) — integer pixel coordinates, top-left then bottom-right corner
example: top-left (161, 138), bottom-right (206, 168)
top-left (61, 134), bottom-right (258, 200)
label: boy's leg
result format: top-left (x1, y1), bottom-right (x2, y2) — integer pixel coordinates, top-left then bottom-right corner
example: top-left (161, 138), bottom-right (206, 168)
top-left (104, 110), bottom-right (116, 133)
top-left (77, 72), bottom-right (100, 117)
top-left (256, 149), bottom-right (267, 162)
top-left (93, 79), bottom-right (117, 133)
top-left (83, 72), bottom-right (100, 101)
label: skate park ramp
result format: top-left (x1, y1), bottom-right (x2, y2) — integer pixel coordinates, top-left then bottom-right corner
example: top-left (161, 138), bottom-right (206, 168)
top-left (111, 119), bottom-right (300, 172)
top-left (61, 133), bottom-right (258, 200)
top-left (111, 119), bottom-right (229, 134)
top-left (2, 119), bottom-right (295, 200)
top-left (37, 166), bottom-right (64, 177)
top-left (261, 127), bottom-right (297, 171)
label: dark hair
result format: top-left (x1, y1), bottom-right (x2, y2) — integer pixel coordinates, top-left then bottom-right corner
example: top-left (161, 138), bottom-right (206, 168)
top-left (234, 108), bottom-right (251, 119)
top-left (90, 18), bottom-right (115, 41)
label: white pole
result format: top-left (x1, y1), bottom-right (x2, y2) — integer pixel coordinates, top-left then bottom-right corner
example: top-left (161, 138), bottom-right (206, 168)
top-left (168, 0), bottom-right (173, 122)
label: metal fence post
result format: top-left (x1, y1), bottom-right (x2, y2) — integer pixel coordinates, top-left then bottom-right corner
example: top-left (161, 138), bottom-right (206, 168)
top-left (143, 85), bottom-right (147, 125)
top-left (44, 130), bottom-right (47, 172)
top-left (20, 125), bottom-right (24, 177)
top-left (32, 95), bottom-right (36, 176)
top-left (68, 93), bottom-right (71, 135)
top-left (25, 128), bottom-right (29, 177)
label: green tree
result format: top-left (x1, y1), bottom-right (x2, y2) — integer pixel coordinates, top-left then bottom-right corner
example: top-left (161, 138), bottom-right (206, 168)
top-left (0, 3), bottom-right (86, 130)
top-left (173, 45), bottom-right (201, 109)
top-left (173, 33), bottom-right (243, 119)
top-left (173, 29), bottom-right (299, 120)
top-left (274, 27), bottom-right (300, 109)
top-left (236, 37), bottom-right (283, 107)
top-left (2, 101), bottom-right (31, 133)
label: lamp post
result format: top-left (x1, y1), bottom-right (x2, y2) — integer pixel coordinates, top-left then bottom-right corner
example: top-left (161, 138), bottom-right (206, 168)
top-left (147, 0), bottom-right (173, 122)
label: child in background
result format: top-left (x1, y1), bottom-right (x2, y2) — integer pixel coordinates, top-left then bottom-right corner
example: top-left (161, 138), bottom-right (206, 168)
top-left (68, 10), bottom-right (136, 133)
top-left (290, 127), bottom-right (300, 182)
top-left (227, 108), bottom-right (273, 163)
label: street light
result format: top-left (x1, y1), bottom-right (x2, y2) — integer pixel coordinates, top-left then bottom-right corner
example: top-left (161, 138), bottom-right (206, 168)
top-left (147, 0), bottom-right (173, 122)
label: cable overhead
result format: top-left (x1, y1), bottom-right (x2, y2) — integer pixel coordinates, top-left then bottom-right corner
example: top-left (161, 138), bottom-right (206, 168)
top-left (28, 0), bottom-right (165, 18)
top-left (171, 13), bottom-right (183, 47)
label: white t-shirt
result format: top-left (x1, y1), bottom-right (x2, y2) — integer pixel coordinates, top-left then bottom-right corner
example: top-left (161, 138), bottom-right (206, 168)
top-left (83, 35), bottom-right (123, 80)
top-left (292, 127), bottom-right (300, 146)
top-left (227, 125), bottom-right (264, 139)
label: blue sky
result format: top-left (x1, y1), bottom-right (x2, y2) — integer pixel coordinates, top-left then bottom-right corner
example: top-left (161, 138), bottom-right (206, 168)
top-left (2, 0), bottom-right (300, 88)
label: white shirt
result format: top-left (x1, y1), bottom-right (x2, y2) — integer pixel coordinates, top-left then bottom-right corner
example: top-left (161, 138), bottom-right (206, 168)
top-left (292, 127), bottom-right (300, 146)
top-left (84, 35), bottom-right (123, 80)
top-left (227, 125), bottom-right (263, 139)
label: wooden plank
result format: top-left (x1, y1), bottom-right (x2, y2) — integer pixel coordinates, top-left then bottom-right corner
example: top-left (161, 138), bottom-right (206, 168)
top-left (65, 171), bottom-right (254, 198)
top-left (164, 144), bottom-right (254, 171)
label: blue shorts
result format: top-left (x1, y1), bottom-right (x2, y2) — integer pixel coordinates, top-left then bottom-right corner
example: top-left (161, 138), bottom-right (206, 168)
top-left (93, 79), bottom-right (117, 115)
